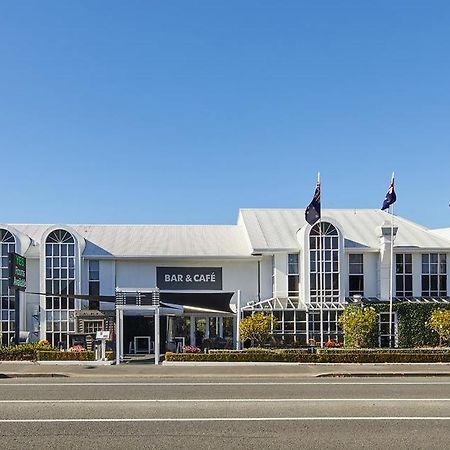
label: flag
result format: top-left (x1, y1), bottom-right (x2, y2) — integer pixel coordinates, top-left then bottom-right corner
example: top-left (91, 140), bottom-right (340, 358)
top-left (381, 175), bottom-right (396, 210)
top-left (305, 178), bottom-right (321, 225)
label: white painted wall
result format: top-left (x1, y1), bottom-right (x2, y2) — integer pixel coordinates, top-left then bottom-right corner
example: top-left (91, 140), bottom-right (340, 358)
top-left (273, 253), bottom-right (288, 297)
top-left (363, 253), bottom-right (378, 297)
top-left (24, 258), bottom-right (40, 338)
top-left (114, 258), bottom-right (259, 307)
top-left (260, 256), bottom-right (273, 300)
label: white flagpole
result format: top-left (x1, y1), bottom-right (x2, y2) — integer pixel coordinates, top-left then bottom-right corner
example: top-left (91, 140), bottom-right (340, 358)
top-left (389, 171), bottom-right (395, 348)
top-left (318, 172), bottom-right (324, 348)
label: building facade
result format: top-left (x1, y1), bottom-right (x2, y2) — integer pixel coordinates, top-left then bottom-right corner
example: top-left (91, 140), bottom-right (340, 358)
top-left (1, 209), bottom-right (449, 349)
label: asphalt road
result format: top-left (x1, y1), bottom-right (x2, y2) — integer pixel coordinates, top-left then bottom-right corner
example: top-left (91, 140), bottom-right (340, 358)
top-left (1, 376), bottom-right (450, 449)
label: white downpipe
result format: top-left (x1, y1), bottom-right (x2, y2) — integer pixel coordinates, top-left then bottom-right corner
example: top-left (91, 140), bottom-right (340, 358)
top-left (119, 309), bottom-right (124, 360)
top-left (236, 290), bottom-right (241, 350)
top-left (115, 306), bottom-right (120, 365)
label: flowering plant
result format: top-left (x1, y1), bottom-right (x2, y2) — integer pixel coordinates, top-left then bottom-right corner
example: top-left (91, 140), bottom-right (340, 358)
top-left (68, 345), bottom-right (86, 352)
top-left (182, 345), bottom-right (201, 353)
top-left (325, 339), bottom-right (339, 348)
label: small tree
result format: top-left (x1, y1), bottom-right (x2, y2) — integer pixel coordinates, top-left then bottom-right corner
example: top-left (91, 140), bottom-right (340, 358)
top-left (427, 309), bottom-right (450, 346)
top-left (239, 313), bottom-right (273, 347)
top-left (338, 306), bottom-right (377, 348)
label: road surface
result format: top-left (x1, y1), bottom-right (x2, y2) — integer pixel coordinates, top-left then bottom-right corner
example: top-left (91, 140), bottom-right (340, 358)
top-left (1, 375), bottom-right (450, 449)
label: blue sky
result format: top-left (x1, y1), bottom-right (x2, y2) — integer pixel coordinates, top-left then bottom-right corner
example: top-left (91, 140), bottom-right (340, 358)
top-left (1, 1), bottom-right (449, 227)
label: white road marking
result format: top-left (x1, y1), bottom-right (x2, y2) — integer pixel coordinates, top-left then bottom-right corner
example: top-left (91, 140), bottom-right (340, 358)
top-left (0, 417), bottom-right (450, 423)
top-left (0, 398), bottom-right (450, 403)
top-left (2, 381), bottom-right (450, 387)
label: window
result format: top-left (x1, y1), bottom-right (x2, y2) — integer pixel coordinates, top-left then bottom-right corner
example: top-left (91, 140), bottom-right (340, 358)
top-left (309, 222), bottom-right (340, 303)
top-left (45, 230), bottom-right (76, 348)
top-left (84, 320), bottom-right (103, 334)
top-left (396, 254), bottom-right (412, 297)
top-left (287, 254), bottom-right (299, 296)
top-left (348, 254), bottom-right (364, 296)
top-left (378, 312), bottom-right (397, 347)
top-left (308, 310), bottom-right (343, 344)
top-left (422, 253), bottom-right (447, 297)
top-left (0, 229), bottom-right (15, 345)
top-left (88, 260), bottom-right (100, 309)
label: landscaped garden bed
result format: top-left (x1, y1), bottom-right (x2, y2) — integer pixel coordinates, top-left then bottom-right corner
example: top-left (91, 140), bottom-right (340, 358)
top-left (0, 341), bottom-right (114, 361)
top-left (165, 347), bottom-right (450, 363)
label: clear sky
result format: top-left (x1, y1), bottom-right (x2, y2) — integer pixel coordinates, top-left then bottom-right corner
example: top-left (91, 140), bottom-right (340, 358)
top-left (1, 1), bottom-right (449, 228)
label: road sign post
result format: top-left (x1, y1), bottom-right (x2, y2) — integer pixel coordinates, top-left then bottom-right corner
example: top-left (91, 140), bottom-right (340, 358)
top-left (8, 253), bottom-right (26, 345)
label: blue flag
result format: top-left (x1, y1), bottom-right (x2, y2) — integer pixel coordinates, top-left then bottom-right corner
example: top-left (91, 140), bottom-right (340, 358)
top-left (381, 177), bottom-right (396, 210)
top-left (305, 180), bottom-right (321, 225)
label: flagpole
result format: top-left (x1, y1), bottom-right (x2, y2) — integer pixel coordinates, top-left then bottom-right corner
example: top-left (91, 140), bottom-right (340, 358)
top-left (318, 172), bottom-right (324, 348)
top-left (389, 172), bottom-right (395, 348)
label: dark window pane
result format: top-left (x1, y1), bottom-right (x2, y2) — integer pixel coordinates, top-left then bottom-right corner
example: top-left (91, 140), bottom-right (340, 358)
top-left (405, 276), bottom-right (413, 292)
top-left (89, 282), bottom-right (100, 297)
top-left (431, 276), bottom-right (438, 291)
top-left (396, 275), bottom-right (404, 292)
top-left (422, 275), bottom-right (429, 293)
top-left (440, 276), bottom-right (447, 292)
top-left (349, 275), bottom-right (364, 294)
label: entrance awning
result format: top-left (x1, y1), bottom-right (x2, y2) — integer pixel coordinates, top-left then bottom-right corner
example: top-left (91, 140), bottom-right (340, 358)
top-left (160, 292), bottom-right (235, 314)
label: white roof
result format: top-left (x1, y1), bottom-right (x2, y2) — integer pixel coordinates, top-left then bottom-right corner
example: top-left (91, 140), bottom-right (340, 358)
top-left (239, 209), bottom-right (450, 251)
top-left (10, 224), bottom-right (253, 258)
top-left (433, 227), bottom-right (450, 241)
top-left (6, 210), bottom-right (450, 258)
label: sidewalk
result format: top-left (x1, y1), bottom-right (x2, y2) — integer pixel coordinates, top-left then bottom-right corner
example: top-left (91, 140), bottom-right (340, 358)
top-left (2, 361), bottom-right (450, 378)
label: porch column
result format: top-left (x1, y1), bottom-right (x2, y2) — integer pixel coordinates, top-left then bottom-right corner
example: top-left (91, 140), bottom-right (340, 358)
top-left (190, 315), bottom-right (196, 346)
top-left (119, 309), bottom-right (124, 360)
top-left (115, 306), bottom-right (120, 365)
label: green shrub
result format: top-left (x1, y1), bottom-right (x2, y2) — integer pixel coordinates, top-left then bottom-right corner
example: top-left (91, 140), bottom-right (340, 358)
top-left (37, 350), bottom-right (95, 361)
top-left (240, 313), bottom-right (273, 346)
top-left (339, 306), bottom-right (377, 347)
top-left (427, 309), bottom-right (450, 345)
top-left (370, 303), bottom-right (450, 347)
top-left (315, 347), bottom-right (450, 363)
top-left (166, 349), bottom-right (316, 362)
top-left (0, 342), bottom-right (55, 361)
top-left (165, 347), bottom-right (450, 363)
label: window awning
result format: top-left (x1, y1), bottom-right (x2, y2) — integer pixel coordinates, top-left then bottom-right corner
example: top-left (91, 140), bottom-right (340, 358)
top-left (346, 296), bottom-right (450, 304)
top-left (242, 297), bottom-right (309, 311)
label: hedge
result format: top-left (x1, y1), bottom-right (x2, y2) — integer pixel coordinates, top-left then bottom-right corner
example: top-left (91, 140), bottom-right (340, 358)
top-left (166, 349), bottom-right (317, 362)
top-left (37, 350), bottom-right (96, 361)
top-left (0, 343), bottom-right (53, 361)
top-left (37, 350), bottom-right (115, 361)
top-left (370, 303), bottom-right (450, 348)
top-left (165, 347), bottom-right (450, 363)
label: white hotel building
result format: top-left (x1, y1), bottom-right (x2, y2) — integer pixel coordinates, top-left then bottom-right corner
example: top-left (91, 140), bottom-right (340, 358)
top-left (1, 209), bottom-right (450, 350)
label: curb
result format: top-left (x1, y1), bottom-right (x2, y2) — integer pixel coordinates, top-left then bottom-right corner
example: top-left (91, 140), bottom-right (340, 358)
top-left (0, 373), bottom-right (68, 378)
top-left (317, 372), bottom-right (450, 378)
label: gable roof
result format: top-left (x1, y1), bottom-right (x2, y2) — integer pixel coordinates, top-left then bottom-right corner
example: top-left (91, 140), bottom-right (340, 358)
top-left (10, 224), bottom-right (253, 258)
top-left (239, 209), bottom-right (450, 251)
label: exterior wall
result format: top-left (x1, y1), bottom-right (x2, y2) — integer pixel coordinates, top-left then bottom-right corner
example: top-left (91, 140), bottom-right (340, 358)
top-left (259, 256), bottom-right (273, 300)
top-left (24, 258), bottom-right (40, 336)
top-left (114, 258), bottom-right (258, 307)
top-left (273, 253), bottom-right (288, 297)
top-left (363, 253), bottom-right (378, 298)
top-left (2, 219), bottom-right (450, 345)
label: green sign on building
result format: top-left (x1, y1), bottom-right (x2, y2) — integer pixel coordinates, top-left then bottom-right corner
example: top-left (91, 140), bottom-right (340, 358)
top-left (8, 252), bottom-right (26, 291)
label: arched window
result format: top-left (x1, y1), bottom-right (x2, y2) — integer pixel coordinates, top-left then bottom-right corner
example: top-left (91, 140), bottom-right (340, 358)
top-left (45, 230), bottom-right (76, 348)
top-left (309, 222), bottom-right (340, 303)
top-left (308, 222), bottom-right (341, 343)
top-left (0, 229), bottom-right (16, 345)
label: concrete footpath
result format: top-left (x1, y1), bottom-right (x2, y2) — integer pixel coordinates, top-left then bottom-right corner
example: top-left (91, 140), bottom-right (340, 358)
top-left (2, 361), bottom-right (450, 378)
